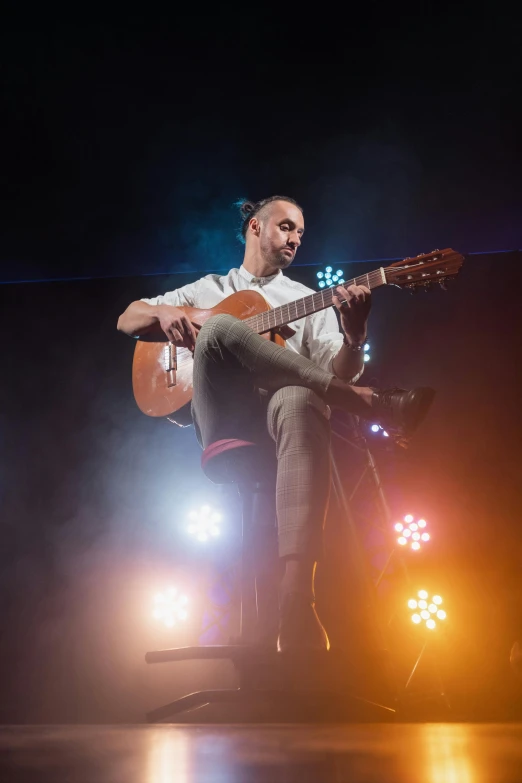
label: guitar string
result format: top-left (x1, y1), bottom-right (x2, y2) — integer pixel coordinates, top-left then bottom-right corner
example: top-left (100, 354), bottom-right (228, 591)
top-left (243, 254), bottom-right (458, 334)
top-left (243, 268), bottom-right (384, 334)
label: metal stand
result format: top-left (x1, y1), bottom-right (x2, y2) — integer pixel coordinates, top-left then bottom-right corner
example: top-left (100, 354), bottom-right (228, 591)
top-left (331, 414), bottom-right (450, 717)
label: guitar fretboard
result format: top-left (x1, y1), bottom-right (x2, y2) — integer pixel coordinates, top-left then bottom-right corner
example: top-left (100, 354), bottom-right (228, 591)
top-left (244, 267), bottom-right (387, 334)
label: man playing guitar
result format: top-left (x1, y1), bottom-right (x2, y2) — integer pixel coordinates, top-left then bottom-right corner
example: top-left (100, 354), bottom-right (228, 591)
top-left (118, 196), bottom-right (435, 652)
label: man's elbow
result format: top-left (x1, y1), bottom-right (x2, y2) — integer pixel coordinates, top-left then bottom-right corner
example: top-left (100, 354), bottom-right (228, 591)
top-left (116, 313), bottom-right (127, 333)
top-left (117, 311), bottom-right (136, 336)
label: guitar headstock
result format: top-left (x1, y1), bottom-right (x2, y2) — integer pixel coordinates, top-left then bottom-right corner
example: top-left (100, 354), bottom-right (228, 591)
top-left (384, 249), bottom-right (464, 290)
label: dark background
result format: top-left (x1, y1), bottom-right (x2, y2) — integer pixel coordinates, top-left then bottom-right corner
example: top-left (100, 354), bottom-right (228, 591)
top-left (1, 7), bottom-right (522, 721)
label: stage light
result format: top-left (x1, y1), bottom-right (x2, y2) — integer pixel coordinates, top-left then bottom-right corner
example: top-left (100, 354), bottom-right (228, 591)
top-left (187, 505), bottom-right (222, 542)
top-left (409, 590), bottom-right (446, 630)
top-left (395, 515), bottom-right (431, 550)
top-left (316, 265), bottom-right (345, 289)
top-left (152, 587), bottom-right (189, 628)
top-left (369, 422), bottom-right (389, 439)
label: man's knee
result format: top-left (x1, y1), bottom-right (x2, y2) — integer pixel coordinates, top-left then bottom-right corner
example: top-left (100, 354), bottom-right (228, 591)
top-left (196, 313), bottom-right (239, 349)
top-left (267, 386), bottom-right (330, 440)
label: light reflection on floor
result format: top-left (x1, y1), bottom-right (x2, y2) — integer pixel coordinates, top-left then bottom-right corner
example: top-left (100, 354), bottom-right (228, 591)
top-left (421, 724), bottom-right (476, 783)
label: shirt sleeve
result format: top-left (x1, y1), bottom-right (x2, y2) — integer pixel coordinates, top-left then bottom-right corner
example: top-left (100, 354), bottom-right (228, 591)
top-left (140, 278), bottom-right (201, 307)
top-left (305, 307), bottom-right (364, 384)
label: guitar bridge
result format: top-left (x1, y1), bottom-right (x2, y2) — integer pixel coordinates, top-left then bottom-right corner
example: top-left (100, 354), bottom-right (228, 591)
top-left (163, 343), bottom-right (177, 387)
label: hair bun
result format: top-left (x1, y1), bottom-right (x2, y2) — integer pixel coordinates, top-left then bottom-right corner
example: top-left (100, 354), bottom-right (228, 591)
top-left (238, 200), bottom-right (255, 220)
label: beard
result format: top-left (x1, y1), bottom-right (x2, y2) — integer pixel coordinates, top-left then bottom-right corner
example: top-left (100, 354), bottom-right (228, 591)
top-left (259, 235), bottom-right (294, 270)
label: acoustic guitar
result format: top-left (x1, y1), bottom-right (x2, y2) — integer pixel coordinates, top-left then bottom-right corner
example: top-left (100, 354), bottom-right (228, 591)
top-left (132, 249), bottom-right (464, 422)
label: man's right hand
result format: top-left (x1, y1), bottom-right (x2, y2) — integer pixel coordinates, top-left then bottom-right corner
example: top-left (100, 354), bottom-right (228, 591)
top-left (155, 305), bottom-right (199, 350)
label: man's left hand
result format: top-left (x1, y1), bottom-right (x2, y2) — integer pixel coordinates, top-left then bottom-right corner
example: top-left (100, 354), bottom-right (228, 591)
top-left (332, 284), bottom-right (371, 344)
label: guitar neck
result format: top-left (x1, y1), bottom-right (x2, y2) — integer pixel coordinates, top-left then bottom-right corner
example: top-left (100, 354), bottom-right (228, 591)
top-left (244, 266), bottom-right (388, 334)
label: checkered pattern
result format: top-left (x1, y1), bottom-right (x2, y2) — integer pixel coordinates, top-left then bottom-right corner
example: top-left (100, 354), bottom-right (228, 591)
top-left (191, 314), bottom-right (333, 559)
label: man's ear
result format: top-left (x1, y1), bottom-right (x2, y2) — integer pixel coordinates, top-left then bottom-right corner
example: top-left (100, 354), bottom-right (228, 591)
top-left (248, 217), bottom-right (261, 238)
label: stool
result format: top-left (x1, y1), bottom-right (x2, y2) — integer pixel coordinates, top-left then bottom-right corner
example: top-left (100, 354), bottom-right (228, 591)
top-left (144, 438), bottom-right (396, 723)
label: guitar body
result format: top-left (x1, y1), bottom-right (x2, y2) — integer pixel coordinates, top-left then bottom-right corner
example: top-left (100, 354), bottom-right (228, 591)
top-left (132, 289), bottom-right (285, 418)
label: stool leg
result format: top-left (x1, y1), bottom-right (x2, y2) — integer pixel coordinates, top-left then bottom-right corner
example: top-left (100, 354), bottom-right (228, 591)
top-left (238, 482), bottom-right (278, 645)
top-left (238, 484), bottom-right (257, 644)
top-left (253, 487), bottom-right (279, 646)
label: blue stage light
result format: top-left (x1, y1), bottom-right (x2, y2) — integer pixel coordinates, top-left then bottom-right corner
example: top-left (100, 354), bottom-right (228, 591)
top-left (370, 422), bottom-right (389, 438)
top-left (315, 265), bottom-right (346, 290)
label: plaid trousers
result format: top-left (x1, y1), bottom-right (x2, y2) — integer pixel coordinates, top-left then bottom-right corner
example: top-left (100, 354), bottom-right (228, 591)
top-left (191, 314), bottom-right (334, 559)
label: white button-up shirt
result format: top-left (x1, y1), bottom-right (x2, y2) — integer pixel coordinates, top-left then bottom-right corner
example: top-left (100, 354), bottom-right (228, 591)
top-left (142, 265), bottom-right (362, 381)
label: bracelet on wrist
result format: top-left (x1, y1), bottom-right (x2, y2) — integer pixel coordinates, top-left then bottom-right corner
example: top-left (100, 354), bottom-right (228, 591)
top-left (343, 334), bottom-right (366, 350)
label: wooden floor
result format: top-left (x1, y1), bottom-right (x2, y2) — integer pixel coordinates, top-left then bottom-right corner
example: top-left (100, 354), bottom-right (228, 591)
top-left (0, 723), bottom-right (521, 781)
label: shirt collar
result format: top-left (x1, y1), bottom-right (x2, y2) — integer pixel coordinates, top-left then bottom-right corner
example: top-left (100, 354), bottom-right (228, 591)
top-left (239, 265), bottom-right (282, 285)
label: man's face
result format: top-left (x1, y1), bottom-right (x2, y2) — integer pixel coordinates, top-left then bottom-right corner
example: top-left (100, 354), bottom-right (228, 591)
top-left (258, 201), bottom-right (305, 270)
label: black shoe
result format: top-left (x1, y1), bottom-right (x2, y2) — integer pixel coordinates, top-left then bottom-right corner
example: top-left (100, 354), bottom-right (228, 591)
top-left (371, 386), bottom-right (435, 437)
top-left (277, 592), bottom-right (330, 653)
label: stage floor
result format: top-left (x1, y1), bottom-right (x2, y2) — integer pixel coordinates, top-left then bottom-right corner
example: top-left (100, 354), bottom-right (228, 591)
top-left (0, 723), bottom-right (520, 781)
